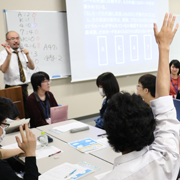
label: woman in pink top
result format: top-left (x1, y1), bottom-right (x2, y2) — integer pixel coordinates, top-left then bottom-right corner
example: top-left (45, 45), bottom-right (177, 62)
top-left (169, 59), bottom-right (180, 98)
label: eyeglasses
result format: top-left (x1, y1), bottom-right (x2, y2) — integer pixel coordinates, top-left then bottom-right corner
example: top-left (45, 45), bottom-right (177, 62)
top-left (1, 123), bottom-right (10, 129)
top-left (7, 37), bottom-right (20, 41)
top-left (136, 84), bottom-right (142, 88)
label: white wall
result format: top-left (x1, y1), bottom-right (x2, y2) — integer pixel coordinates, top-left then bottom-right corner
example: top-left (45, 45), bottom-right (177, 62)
top-left (0, 0), bottom-right (179, 118)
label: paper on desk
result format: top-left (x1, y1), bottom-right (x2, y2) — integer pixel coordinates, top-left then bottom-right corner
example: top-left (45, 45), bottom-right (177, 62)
top-left (2, 141), bottom-right (40, 149)
top-left (2, 143), bottom-right (61, 159)
top-left (39, 162), bottom-right (93, 180)
top-left (69, 138), bottom-right (106, 153)
top-left (36, 146), bottom-right (62, 159)
top-left (53, 121), bottom-right (89, 132)
top-left (94, 170), bottom-right (112, 179)
top-left (96, 138), bottom-right (109, 147)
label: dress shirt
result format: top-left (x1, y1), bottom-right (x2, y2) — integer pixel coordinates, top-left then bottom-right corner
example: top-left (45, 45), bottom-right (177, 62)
top-left (101, 96), bottom-right (180, 180)
top-left (0, 48), bottom-right (28, 85)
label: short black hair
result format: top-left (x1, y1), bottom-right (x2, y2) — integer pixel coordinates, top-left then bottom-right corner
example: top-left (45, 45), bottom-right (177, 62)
top-left (96, 72), bottom-right (119, 99)
top-left (31, 71), bottom-right (50, 92)
top-left (138, 74), bottom-right (156, 98)
top-left (0, 97), bottom-right (12, 124)
top-left (104, 92), bottom-right (156, 153)
top-left (169, 59), bottom-right (180, 75)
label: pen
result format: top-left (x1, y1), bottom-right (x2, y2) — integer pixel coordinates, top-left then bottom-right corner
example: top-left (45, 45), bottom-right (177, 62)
top-left (1, 44), bottom-right (10, 48)
top-left (97, 133), bottom-right (106, 137)
top-left (48, 150), bottom-right (61, 157)
top-left (64, 169), bottom-right (77, 179)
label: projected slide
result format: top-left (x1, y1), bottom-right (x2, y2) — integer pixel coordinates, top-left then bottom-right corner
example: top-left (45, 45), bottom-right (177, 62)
top-left (66, 0), bottom-right (168, 82)
top-left (83, 0), bottom-right (156, 68)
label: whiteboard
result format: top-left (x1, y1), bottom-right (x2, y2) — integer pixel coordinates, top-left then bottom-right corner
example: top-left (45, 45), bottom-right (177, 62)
top-left (170, 15), bottom-right (180, 62)
top-left (5, 10), bottom-right (71, 81)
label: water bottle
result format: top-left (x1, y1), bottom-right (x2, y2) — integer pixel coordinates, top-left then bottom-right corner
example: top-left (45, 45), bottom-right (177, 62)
top-left (39, 131), bottom-right (48, 147)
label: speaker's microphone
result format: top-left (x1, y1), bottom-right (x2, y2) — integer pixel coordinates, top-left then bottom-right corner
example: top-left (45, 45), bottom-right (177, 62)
top-left (20, 45), bottom-right (28, 63)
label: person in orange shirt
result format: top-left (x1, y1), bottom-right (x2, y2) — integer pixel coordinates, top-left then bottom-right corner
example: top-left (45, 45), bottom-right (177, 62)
top-left (169, 59), bottom-right (180, 98)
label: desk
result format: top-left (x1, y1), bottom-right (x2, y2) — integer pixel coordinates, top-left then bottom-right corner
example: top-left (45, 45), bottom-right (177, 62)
top-left (37, 120), bottom-right (106, 143)
top-left (37, 120), bottom-right (121, 165)
top-left (2, 128), bottom-right (113, 179)
top-left (90, 146), bottom-right (121, 164)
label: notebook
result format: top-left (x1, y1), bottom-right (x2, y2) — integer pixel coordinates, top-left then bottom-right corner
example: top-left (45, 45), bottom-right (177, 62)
top-left (6, 118), bottom-right (30, 134)
top-left (173, 99), bottom-right (180, 121)
top-left (50, 105), bottom-right (68, 124)
top-left (39, 162), bottom-right (94, 180)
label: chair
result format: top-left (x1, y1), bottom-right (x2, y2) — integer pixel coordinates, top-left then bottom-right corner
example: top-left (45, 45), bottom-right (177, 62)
top-left (0, 86), bottom-right (25, 119)
top-left (173, 99), bottom-right (180, 121)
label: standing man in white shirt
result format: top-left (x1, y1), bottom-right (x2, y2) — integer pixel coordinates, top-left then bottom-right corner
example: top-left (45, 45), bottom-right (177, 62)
top-left (0, 31), bottom-right (35, 117)
top-left (102, 13), bottom-right (180, 180)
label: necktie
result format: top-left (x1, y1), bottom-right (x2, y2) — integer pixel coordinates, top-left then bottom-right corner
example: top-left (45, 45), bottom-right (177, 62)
top-left (13, 51), bottom-right (26, 82)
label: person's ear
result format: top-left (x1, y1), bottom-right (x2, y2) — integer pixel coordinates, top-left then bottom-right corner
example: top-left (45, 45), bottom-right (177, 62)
top-left (5, 39), bottom-right (9, 45)
top-left (37, 85), bottom-right (41, 90)
top-left (144, 88), bottom-right (149, 94)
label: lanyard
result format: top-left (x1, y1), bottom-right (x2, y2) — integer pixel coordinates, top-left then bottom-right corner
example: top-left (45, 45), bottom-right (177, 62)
top-left (39, 100), bottom-right (50, 118)
top-left (170, 76), bottom-right (179, 93)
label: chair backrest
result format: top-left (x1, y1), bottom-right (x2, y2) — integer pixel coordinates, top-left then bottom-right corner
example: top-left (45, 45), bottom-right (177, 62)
top-left (173, 98), bottom-right (180, 121)
top-left (0, 86), bottom-right (25, 119)
top-left (50, 105), bottom-right (68, 124)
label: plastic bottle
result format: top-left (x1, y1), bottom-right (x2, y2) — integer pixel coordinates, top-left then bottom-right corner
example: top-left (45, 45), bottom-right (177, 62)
top-left (39, 131), bottom-right (48, 147)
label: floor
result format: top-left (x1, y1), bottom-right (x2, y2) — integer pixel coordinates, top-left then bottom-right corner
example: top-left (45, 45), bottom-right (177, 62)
top-left (76, 114), bottom-right (98, 126)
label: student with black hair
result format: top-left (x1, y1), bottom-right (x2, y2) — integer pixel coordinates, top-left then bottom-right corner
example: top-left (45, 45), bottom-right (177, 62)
top-left (0, 97), bottom-right (38, 179)
top-left (27, 71), bottom-right (58, 128)
top-left (0, 97), bottom-right (20, 120)
top-left (94, 72), bottom-right (119, 129)
top-left (169, 59), bottom-right (180, 98)
top-left (101, 13), bottom-right (180, 180)
top-left (137, 74), bottom-right (180, 180)
top-left (137, 74), bottom-right (156, 106)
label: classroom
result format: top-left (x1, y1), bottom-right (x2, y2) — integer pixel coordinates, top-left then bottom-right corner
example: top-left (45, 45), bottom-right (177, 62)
top-left (0, 0), bottom-right (180, 179)
top-left (0, 0), bottom-right (178, 119)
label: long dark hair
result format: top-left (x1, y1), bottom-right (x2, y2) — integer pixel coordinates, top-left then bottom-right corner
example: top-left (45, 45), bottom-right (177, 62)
top-left (96, 72), bottom-right (119, 99)
top-left (169, 59), bottom-right (180, 75)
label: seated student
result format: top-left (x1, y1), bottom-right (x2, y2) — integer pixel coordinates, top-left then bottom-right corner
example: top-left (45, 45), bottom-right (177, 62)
top-left (1, 97), bottom-right (20, 120)
top-left (101, 14), bottom-right (180, 180)
top-left (169, 59), bottom-right (180, 98)
top-left (94, 72), bottom-right (119, 129)
top-left (0, 97), bottom-right (38, 179)
top-left (137, 74), bottom-right (180, 180)
top-left (136, 74), bottom-right (156, 106)
top-left (27, 71), bottom-right (58, 128)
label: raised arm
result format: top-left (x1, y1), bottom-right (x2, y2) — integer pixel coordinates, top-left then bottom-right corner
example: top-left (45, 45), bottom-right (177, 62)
top-left (16, 124), bottom-right (38, 180)
top-left (154, 13), bottom-right (179, 98)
